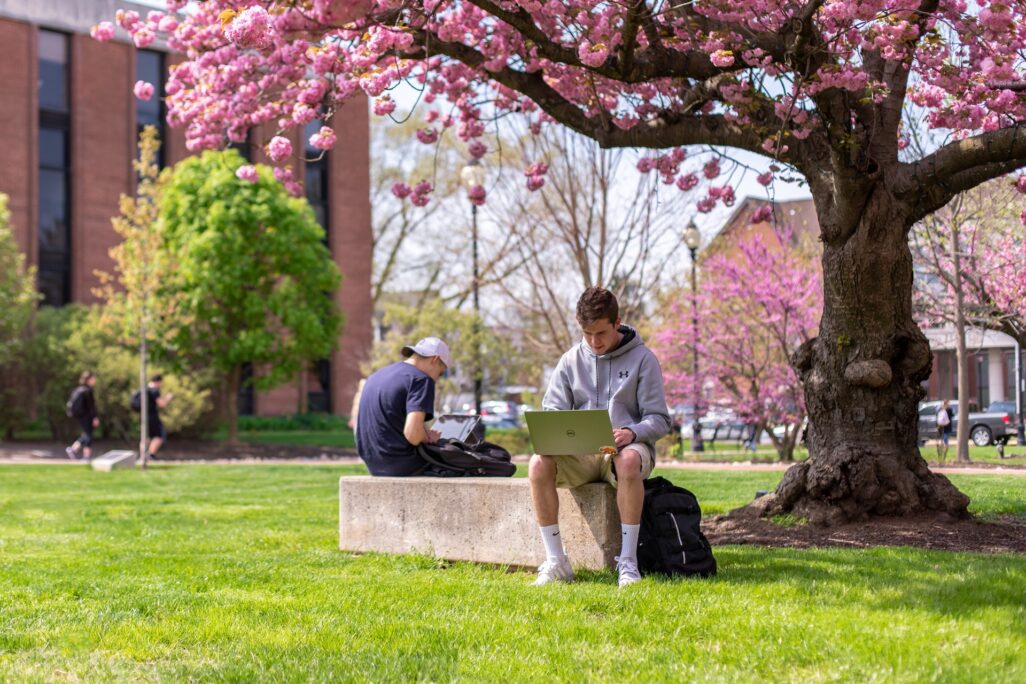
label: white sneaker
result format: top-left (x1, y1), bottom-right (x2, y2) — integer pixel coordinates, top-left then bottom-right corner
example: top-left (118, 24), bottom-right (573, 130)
top-left (616, 556), bottom-right (642, 587)
top-left (65, 447), bottom-right (77, 460)
top-left (532, 555), bottom-right (574, 586)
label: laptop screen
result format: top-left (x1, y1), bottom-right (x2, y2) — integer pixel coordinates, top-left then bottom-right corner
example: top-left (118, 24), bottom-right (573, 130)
top-left (432, 414), bottom-right (481, 443)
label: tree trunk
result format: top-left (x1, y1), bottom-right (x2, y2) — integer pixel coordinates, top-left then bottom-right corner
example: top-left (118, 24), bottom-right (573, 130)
top-left (227, 364), bottom-right (240, 445)
top-left (764, 194), bottom-right (970, 525)
top-left (951, 225), bottom-right (971, 463)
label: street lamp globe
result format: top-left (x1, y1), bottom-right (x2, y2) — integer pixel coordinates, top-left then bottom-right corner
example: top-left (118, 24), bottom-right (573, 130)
top-left (683, 220), bottom-right (701, 251)
top-left (460, 159), bottom-right (485, 191)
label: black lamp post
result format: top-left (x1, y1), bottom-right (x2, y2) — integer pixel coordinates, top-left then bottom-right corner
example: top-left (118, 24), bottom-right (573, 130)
top-left (460, 159), bottom-right (485, 417)
top-left (683, 219), bottom-right (704, 452)
top-left (1017, 342), bottom-right (1025, 445)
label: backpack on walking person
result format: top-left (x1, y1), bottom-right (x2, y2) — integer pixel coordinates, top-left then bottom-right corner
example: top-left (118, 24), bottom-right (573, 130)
top-left (66, 386), bottom-right (88, 419)
top-left (637, 476), bottom-right (717, 578)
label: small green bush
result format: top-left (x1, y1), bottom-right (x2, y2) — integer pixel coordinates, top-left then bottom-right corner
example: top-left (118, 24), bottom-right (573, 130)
top-left (237, 413), bottom-right (351, 432)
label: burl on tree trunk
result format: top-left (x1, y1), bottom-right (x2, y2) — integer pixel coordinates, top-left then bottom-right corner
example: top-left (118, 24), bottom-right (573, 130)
top-left (753, 194), bottom-right (970, 525)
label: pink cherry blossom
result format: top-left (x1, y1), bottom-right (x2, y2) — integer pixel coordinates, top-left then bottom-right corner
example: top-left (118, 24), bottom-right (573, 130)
top-left (652, 229), bottom-right (820, 460)
top-left (1015, 175), bottom-right (1026, 194)
top-left (90, 22), bottom-right (115, 42)
top-left (267, 136), bottom-right (293, 162)
top-left (133, 80), bottom-right (154, 101)
top-left (467, 185), bottom-right (487, 206)
top-left (224, 6), bottom-right (273, 50)
top-left (236, 165), bottom-right (259, 182)
top-left (415, 128), bottom-right (439, 145)
top-left (308, 126), bottom-right (337, 150)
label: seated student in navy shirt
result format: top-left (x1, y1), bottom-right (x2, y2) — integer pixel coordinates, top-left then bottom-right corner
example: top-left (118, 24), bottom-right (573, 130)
top-left (356, 336), bottom-right (451, 476)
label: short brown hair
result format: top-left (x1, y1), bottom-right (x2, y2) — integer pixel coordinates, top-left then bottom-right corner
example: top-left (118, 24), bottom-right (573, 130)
top-left (576, 287), bottom-right (619, 326)
top-left (79, 371), bottom-right (94, 385)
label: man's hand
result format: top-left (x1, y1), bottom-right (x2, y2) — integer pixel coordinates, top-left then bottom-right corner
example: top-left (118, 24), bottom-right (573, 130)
top-left (425, 428), bottom-right (441, 444)
top-left (92, 417), bottom-right (100, 428)
top-left (614, 427), bottom-right (636, 448)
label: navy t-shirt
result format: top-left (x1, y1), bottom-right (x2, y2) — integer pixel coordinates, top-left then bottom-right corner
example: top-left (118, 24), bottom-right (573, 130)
top-left (356, 361), bottom-right (436, 476)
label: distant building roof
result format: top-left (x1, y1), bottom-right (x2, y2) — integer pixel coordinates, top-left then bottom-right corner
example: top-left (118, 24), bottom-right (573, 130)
top-left (924, 327), bottom-right (1017, 351)
top-left (705, 196), bottom-right (817, 258)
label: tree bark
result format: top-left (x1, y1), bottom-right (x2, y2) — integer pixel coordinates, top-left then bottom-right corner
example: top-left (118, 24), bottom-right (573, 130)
top-left (227, 364), bottom-right (241, 446)
top-left (763, 192), bottom-right (970, 524)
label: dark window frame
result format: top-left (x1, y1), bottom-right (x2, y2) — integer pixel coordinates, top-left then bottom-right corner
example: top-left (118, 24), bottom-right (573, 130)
top-left (38, 28), bottom-right (72, 306)
top-left (136, 49), bottom-right (167, 168)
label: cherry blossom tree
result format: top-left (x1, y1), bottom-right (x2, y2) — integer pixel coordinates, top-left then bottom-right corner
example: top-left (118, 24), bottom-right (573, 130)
top-left (98, 0), bottom-right (1026, 523)
top-left (653, 228), bottom-right (821, 462)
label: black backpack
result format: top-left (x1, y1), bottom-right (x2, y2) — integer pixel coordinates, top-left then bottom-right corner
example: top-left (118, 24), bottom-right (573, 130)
top-left (66, 386), bottom-right (88, 418)
top-left (637, 476), bottom-right (717, 578)
top-left (130, 390), bottom-right (142, 413)
top-left (416, 439), bottom-right (516, 477)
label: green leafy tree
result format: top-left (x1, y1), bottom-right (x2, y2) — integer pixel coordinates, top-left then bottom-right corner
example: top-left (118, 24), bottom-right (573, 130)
top-left (97, 126), bottom-right (177, 466)
top-left (0, 193), bottom-right (40, 438)
top-left (159, 150), bottom-right (342, 443)
top-left (370, 299), bottom-right (538, 410)
top-left (0, 193), bottom-right (38, 363)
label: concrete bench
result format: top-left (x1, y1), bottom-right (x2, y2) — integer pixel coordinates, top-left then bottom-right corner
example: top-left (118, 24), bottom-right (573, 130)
top-left (339, 477), bottom-right (620, 570)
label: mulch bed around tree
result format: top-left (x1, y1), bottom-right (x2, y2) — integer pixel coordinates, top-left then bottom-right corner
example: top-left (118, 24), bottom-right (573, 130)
top-left (704, 511), bottom-right (1026, 554)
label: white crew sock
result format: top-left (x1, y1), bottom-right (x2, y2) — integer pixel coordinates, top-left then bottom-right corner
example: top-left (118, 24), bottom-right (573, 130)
top-left (539, 524), bottom-right (565, 560)
top-left (620, 523), bottom-right (641, 560)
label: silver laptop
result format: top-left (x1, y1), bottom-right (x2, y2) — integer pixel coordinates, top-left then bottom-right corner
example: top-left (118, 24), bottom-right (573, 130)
top-left (524, 409), bottom-right (616, 456)
top-left (431, 414), bottom-right (481, 443)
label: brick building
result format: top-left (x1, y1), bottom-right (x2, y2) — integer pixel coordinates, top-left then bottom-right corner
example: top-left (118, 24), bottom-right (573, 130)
top-left (707, 196), bottom-right (1024, 410)
top-left (0, 0), bottom-right (372, 416)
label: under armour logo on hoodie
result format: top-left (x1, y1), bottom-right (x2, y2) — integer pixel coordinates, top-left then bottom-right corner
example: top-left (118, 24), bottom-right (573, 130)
top-left (619, 370), bottom-right (629, 379)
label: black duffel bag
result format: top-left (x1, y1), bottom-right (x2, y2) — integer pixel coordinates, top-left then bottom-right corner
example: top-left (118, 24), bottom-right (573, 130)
top-left (416, 439), bottom-right (516, 477)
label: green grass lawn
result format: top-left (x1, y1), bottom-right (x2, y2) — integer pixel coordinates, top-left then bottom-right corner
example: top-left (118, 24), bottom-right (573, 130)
top-left (1, 465), bottom-right (1024, 682)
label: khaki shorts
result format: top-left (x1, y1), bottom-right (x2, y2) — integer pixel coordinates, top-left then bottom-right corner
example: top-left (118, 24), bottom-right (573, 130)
top-left (551, 442), bottom-right (655, 489)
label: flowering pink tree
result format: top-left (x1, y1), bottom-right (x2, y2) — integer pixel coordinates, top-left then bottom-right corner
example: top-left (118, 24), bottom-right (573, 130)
top-left (654, 229), bottom-right (821, 462)
top-left (913, 179), bottom-right (1026, 461)
top-left (98, 0), bottom-right (1026, 523)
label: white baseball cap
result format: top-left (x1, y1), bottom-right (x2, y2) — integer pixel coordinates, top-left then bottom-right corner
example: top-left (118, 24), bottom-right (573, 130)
top-left (401, 336), bottom-right (452, 368)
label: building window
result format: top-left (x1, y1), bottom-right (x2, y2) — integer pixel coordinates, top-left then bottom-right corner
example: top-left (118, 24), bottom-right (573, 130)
top-left (303, 119), bottom-right (333, 413)
top-left (976, 353), bottom-right (989, 409)
top-left (136, 50), bottom-right (166, 167)
top-left (238, 362), bottom-right (254, 416)
top-left (229, 131), bottom-right (251, 162)
top-left (304, 118), bottom-right (329, 239)
top-left (38, 29), bottom-right (70, 306)
top-left (307, 359), bottom-right (332, 414)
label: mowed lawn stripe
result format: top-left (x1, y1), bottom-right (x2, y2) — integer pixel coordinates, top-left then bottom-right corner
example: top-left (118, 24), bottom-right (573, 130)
top-left (1, 465), bottom-right (1024, 682)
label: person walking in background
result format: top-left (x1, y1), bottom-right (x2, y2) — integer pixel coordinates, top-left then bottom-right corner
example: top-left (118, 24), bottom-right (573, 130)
top-left (65, 371), bottom-right (99, 461)
top-left (936, 399), bottom-right (953, 464)
top-left (145, 374), bottom-right (173, 458)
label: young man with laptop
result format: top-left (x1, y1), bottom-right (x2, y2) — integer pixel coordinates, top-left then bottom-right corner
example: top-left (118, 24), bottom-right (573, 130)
top-left (527, 287), bottom-right (672, 587)
top-left (356, 337), bottom-right (452, 476)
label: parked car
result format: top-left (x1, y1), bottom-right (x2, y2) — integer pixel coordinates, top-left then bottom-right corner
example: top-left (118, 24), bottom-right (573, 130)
top-left (917, 400), bottom-right (1018, 446)
top-left (478, 400), bottom-right (521, 429)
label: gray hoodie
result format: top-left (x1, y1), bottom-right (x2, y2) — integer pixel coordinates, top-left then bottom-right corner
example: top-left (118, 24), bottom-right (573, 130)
top-left (543, 325), bottom-right (672, 448)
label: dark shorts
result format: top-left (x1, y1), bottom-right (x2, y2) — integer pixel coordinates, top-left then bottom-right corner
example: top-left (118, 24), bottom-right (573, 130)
top-left (77, 420), bottom-right (94, 447)
top-left (148, 422), bottom-right (167, 441)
